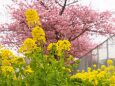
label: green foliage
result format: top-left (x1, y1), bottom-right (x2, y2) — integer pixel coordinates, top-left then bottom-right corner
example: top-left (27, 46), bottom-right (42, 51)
top-left (24, 47), bottom-right (77, 86)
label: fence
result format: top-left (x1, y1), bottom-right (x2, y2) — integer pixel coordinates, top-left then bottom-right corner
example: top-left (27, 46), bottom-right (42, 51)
top-left (77, 34), bottom-right (115, 71)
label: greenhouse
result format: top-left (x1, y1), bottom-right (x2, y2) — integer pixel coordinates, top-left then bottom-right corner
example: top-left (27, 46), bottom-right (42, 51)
top-left (78, 34), bottom-right (115, 71)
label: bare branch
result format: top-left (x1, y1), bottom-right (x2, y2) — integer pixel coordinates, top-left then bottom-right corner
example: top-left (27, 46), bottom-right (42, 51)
top-left (38, 0), bottom-right (49, 10)
top-left (87, 29), bottom-right (114, 34)
top-left (69, 27), bottom-right (88, 41)
top-left (66, 0), bottom-right (78, 6)
top-left (59, 0), bottom-right (67, 15)
top-left (55, 0), bottom-right (63, 7)
top-left (56, 0), bottom-right (79, 15)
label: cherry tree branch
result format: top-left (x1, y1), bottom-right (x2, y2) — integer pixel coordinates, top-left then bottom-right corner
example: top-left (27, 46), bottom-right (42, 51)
top-left (66, 0), bottom-right (78, 6)
top-left (59, 0), bottom-right (67, 15)
top-left (69, 27), bottom-right (89, 41)
top-left (39, 0), bottom-right (49, 10)
top-left (55, 0), bottom-right (79, 15)
top-left (55, 0), bottom-right (63, 7)
top-left (87, 29), bottom-right (114, 34)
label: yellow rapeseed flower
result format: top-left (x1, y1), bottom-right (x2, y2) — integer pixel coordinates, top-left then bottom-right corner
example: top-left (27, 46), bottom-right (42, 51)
top-left (107, 59), bottom-right (113, 65)
top-left (93, 64), bottom-right (97, 68)
top-left (65, 68), bottom-right (71, 72)
top-left (97, 71), bottom-right (106, 79)
top-left (2, 59), bottom-right (11, 66)
top-left (108, 65), bottom-right (114, 71)
top-left (88, 67), bottom-right (91, 72)
top-left (16, 57), bottom-right (25, 65)
top-left (71, 61), bottom-right (115, 86)
top-left (101, 65), bottom-right (106, 70)
top-left (82, 70), bottom-right (85, 73)
top-left (25, 9), bottom-right (41, 27)
top-left (24, 65), bottom-right (33, 74)
top-left (110, 76), bottom-right (115, 84)
top-left (32, 26), bottom-right (46, 43)
top-left (47, 40), bottom-right (71, 56)
top-left (10, 57), bottom-right (17, 64)
top-left (19, 38), bottom-right (37, 53)
top-left (1, 66), bottom-right (14, 74)
top-left (47, 43), bottom-right (57, 51)
top-left (13, 75), bottom-right (17, 80)
top-left (0, 49), bottom-right (14, 59)
top-left (67, 55), bottom-right (74, 62)
top-left (57, 40), bottom-right (71, 51)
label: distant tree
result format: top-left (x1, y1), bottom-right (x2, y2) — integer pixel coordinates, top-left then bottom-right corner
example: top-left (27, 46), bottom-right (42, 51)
top-left (0, 0), bottom-right (114, 57)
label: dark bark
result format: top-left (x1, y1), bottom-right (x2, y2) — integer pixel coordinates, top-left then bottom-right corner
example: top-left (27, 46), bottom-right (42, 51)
top-left (59, 0), bottom-right (67, 15)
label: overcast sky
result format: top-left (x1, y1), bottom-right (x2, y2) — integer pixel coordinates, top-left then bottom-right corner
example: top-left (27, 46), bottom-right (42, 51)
top-left (80, 0), bottom-right (115, 11)
top-left (0, 0), bottom-right (13, 24)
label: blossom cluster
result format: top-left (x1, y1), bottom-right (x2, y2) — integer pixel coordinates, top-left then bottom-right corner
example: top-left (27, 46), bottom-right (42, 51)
top-left (47, 40), bottom-right (71, 56)
top-left (20, 9), bottom-right (46, 53)
top-left (0, 49), bottom-right (15, 74)
top-left (19, 38), bottom-right (37, 53)
top-left (32, 26), bottom-right (46, 43)
top-left (71, 60), bottom-right (115, 86)
top-left (0, 48), bottom-right (33, 77)
top-left (25, 9), bottom-right (41, 27)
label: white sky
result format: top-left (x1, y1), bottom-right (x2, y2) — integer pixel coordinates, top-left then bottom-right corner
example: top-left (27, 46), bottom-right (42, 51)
top-left (0, 0), bottom-right (13, 24)
top-left (79, 0), bottom-right (115, 11)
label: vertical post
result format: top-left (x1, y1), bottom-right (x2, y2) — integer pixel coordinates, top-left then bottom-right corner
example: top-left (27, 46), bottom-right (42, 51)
top-left (85, 54), bottom-right (89, 71)
top-left (97, 47), bottom-right (99, 68)
top-left (91, 51), bottom-right (93, 68)
top-left (106, 40), bottom-right (109, 60)
top-left (85, 56), bottom-right (87, 71)
top-left (106, 39), bottom-right (109, 66)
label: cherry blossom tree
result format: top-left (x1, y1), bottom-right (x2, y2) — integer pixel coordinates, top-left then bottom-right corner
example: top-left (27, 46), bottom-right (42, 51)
top-left (0, 0), bottom-right (115, 57)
